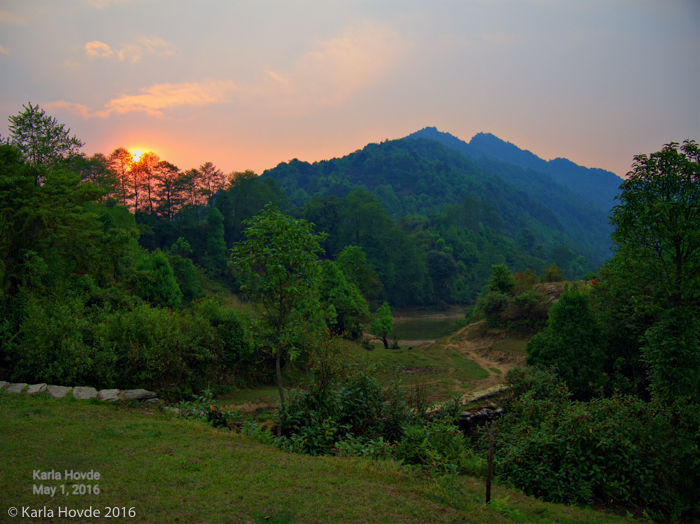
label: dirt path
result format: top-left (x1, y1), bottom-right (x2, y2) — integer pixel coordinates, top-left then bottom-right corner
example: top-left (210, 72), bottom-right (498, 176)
top-left (444, 322), bottom-right (525, 390)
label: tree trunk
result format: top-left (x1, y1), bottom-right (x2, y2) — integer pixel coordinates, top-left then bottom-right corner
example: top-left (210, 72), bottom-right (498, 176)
top-left (382, 335), bottom-right (389, 349)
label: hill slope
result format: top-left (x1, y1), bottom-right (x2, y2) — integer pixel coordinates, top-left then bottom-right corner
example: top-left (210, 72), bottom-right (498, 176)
top-left (405, 127), bottom-right (623, 214)
top-left (263, 137), bottom-right (610, 264)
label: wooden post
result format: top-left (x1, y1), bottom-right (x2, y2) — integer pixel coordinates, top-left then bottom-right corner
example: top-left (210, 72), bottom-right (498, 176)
top-left (486, 421), bottom-right (496, 503)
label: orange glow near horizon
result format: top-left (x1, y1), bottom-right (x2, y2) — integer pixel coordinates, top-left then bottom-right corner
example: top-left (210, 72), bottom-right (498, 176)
top-left (129, 149), bottom-right (146, 162)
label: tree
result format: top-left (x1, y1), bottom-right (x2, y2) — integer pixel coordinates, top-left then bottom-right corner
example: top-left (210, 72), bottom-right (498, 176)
top-left (527, 288), bottom-right (607, 400)
top-left (606, 140), bottom-right (700, 403)
top-left (488, 264), bottom-right (515, 294)
top-left (198, 161), bottom-right (225, 206)
top-left (205, 207), bottom-right (227, 274)
top-left (336, 245), bottom-right (382, 302)
top-left (8, 103), bottom-right (84, 174)
top-left (318, 261), bottom-right (369, 339)
top-left (610, 140), bottom-right (700, 310)
top-left (426, 250), bottom-right (457, 300)
top-left (371, 302), bottom-right (394, 349)
top-left (132, 152), bottom-right (160, 214)
top-left (154, 160), bottom-right (186, 221)
top-left (109, 148), bottom-right (133, 208)
top-left (231, 204), bottom-right (326, 433)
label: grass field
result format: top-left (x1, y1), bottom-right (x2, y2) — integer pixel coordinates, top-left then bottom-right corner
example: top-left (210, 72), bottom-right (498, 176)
top-left (0, 392), bottom-right (632, 524)
top-left (393, 318), bottom-right (462, 341)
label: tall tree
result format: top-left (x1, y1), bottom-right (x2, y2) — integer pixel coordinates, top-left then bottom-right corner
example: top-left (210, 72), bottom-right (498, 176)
top-left (231, 205), bottom-right (326, 434)
top-left (607, 139), bottom-right (700, 404)
top-left (8, 103), bottom-right (84, 175)
top-left (133, 152), bottom-right (160, 214)
top-left (527, 289), bottom-right (607, 400)
top-left (108, 147), bottom-right (133, 208)
top-left (154, 161), bottom-right (185, 221)
top-left (198, 161), bottom-right (225, 206)
top-left (205, 207), bottom-right (227, 274)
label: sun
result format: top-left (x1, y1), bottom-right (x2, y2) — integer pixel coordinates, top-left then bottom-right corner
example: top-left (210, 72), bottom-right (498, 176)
top-left (129, 149), bottom-right (145, 162)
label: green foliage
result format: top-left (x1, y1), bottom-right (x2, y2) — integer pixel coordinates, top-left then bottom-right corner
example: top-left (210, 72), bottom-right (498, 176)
top-left (205, 207), bottom-right (227, 274)
top-left (11, 291), bottom-right (93, 385)
top-left (176, 388), bottom-right (241, 429)
top-left (318, 261), bottom-right (369, 339)
top-left (8, 102), bottom-right (84, 168)
top-left (370, 302), bottom-right (393, 349)
top-left (502, 366), bottom-right (572, 408)
top-left (604, 140), bottom-right (700, 406)
top-left (502, 288), bottom-right (548, 335)
top-left (394, 418), bottom-right (484, 476)
top-left (426, 250), bottom-right (458, 298)
top-left (336, 245), bottom-right (382, 302)
top-left (643, 306), bottom-right (700, 405)
top-left (231, 204), bottom-right (326, 419)
top-left (135, 250), bottom-right (183, 308)
top-left (169, 254), bottom-right (205, 304)
top-left (610, 140), bottom-right (700, 310)
top-left (488, 264), bottom-right (515, 294)
top-left (491, 386), bottom-right (700, 520)
top-left (275, 335), bottom-right (428, 456)
top-left (527, 289), bottom-right (607, 399)
top-left (480, 291), bottom-right (509, 329)
top-left (542, 264), bottom-right (565, 282)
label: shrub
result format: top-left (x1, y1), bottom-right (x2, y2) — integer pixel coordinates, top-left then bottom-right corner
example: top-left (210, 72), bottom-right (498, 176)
top-left (542, 264), bottom-right (565, 282)
top-left (526, 289), bottom-right (607, 399)
top-left (489, 264), bottom-right (515, 294)
top-left (502, 288), bottom-right (548, 335)
top-left (491, 393), bottom-right (700, 520)
top-left (275, 336), bottom-right (426, 455)
top-left (394, 418), bottom-right (484, 476)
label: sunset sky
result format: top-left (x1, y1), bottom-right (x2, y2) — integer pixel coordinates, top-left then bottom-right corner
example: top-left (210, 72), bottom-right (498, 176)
top-left (0, 0), bottom-right (697, 178)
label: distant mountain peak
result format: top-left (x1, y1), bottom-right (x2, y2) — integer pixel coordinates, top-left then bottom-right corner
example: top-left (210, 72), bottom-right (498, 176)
top-left (402, 127), bottom-right (622, 213)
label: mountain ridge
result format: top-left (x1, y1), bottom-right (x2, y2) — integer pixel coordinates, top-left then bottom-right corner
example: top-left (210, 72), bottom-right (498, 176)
top-left (403, 127), bottom-right (622, 213)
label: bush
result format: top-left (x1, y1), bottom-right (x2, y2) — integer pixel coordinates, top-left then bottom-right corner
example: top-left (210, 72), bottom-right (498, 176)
top-left (502, 289), bottom-right (548, 335)
top-left (394, 418), bottom-right (484, 476)
top-left (542, 264), bottom-right (565, 282)
top-left (491, 392), bottom-right (700, 520)
top-left (526, 289), bottom-right (607, 400)
top-left (275, 336), bottom-right (427, 455)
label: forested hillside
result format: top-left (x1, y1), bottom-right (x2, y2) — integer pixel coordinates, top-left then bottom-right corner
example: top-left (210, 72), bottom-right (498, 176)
top-left (405, 126), bottom-right (623, 213)
top-left (262, 136), bottom-right (608, 267)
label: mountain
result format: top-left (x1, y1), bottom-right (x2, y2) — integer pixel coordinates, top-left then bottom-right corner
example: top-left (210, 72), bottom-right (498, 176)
top-left (262, 137), bottom-right (611, 264)
top-left (404, 127), bottom-right (623, 213)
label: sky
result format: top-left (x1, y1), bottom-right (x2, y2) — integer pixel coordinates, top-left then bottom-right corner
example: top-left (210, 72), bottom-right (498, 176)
top-left (0, 0), bottom-right (698, 178)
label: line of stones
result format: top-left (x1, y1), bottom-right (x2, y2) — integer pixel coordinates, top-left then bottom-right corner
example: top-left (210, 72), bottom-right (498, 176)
top-left (0, 381), bottom-right (158, 402)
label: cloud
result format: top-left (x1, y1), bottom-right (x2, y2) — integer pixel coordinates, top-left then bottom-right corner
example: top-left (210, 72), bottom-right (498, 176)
top-left (0, 10), bottom-right (25, 25)
top-left (47, 79), bottom-right (237, 118)
top-left (262, 21), bottom-right (408, 109)
top-left (85, 37), bottom-right (176, 63)
top-left (0, 45), bottom-right (9, 55)
top-left (85, 0), bottom-right (131, 8)
top-left (85, 41), bottom-right (113, 58)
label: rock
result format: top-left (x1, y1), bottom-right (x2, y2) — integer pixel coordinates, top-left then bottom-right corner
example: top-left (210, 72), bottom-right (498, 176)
top-left (0, 381), bottom-right (8, 390)
top-left (6, 383), bottom-right (27, 394)
top-left (26, 383), bottom-right (47, 394)
top-left (459, 407), bottom-right (506, 436)
top-left (122, 389), bottom-right (156, 400)
top-left (165, 407), bottom-right (180, 414)
top-left (144, 398), bottom-right (160, 404)
top-left (46, 385), bottom-right (72, 399)
top-left (73, 387), bottom-right (97, 400)
top-left (98, 389), bottom-right (120, 402)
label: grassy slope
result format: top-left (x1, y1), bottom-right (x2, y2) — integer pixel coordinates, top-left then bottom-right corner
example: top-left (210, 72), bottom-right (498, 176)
top-left (1, 393), bottom-right (630, 524)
